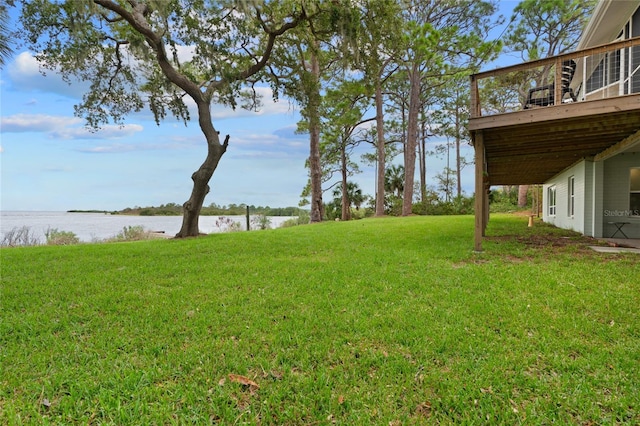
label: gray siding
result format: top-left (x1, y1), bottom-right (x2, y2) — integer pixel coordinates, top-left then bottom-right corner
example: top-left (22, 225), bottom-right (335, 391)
top-left (543, 161), bottom-right (586, 233)
top-left (603, 154), bottom-right (640, 238)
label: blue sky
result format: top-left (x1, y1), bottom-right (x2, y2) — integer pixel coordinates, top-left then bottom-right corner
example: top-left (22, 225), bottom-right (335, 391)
top-left (0, 2), bottom-right (517, 212)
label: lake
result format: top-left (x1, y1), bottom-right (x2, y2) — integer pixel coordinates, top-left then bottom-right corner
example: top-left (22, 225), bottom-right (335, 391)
top-left (0, 211), bottom-right (295, 243)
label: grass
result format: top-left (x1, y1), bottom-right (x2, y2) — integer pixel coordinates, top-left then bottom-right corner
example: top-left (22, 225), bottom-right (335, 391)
top-left (1, 214), bottom-right (638, 424)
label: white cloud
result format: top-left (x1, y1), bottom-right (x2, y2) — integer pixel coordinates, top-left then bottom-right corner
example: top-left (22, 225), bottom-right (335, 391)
top-left (0, 114), bottom-right (83, 132)
top-left (76, 138), bottom-right (193, 154)
top-left (52, 124), bottom-right (144, 140)
top-left (0, 114), bottom-right (144, 140)
top-left (8, 52), bottom-right (90, 99)
top-left (77, 143), bottom-right (139, 154)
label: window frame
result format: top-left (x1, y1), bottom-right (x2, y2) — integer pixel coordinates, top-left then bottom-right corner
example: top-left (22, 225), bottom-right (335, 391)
top-left (568, 176), bottom-right (575, 217)
top-left (548, 185), bottom-right (557, 216)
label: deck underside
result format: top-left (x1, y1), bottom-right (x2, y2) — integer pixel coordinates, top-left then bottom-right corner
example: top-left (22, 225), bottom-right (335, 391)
top-left (468, 94), bottom-right (640, 185)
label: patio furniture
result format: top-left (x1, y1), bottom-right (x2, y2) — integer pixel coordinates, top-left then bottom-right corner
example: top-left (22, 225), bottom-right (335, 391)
top-left (524, 60), bottom-right (577, 109)
top-left (608, 221), bottom-right (630, 238)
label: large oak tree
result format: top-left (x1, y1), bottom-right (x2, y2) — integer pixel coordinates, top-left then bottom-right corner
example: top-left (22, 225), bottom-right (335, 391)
top-left (16, 0), bottom-right (305, 237)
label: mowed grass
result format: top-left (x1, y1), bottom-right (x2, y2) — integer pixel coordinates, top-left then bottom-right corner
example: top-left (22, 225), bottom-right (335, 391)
top-left (1, 214), bottom-right (638, 425)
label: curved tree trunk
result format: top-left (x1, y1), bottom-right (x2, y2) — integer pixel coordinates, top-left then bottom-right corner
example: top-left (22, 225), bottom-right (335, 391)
top-left (176, 102), bottom-right (228, 238)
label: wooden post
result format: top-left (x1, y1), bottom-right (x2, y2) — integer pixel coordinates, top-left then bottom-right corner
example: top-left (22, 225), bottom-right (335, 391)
top-left (483, 184), bottom-right (490, 236)
top-left (554, 58), bottom-right (563, 106)
top-left (474, 130), bottom-right (485, 252)
top-left (469, 74), bottom-right (480, 118)
top-left (246, 205), bottom-right (250, 231)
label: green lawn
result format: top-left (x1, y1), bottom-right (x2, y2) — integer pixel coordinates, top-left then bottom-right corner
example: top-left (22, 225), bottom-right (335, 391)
top-left (1, 214), bottom-right (638, 424)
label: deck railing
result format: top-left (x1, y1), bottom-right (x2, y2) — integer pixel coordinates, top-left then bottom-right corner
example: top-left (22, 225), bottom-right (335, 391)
top-left (470, 36), bottom-right (640, 119)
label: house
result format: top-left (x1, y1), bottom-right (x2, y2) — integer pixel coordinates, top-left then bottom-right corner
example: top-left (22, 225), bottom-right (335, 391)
top-left (542, 0), bottom-right (640, 239)
top-left (468, 0), bottom-right (640, 250)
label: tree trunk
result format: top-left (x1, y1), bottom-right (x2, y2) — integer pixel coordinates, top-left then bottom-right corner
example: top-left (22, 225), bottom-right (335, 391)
top-left (340, 138), bottom-right (350, 221)
top-left (518, 185), bottom-right (529, 208)
top-left (374, 80), bottom-right (386, 217)
top-left (419, 119), bottom-right (427, 208)
top-left (309, 47), bottom-right (323, 223)
top-left (455, 100), bottom-right (462, 199)
top-left (403, 62), bottom-right (421, 216)
top-left (176, 102), bottom-right (228, 238)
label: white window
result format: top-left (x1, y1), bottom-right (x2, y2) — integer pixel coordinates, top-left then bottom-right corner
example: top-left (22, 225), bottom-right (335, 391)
top-left (568, 176), bottom-right (575, 217)
top-left (548, 186), bottom-right (557, 216)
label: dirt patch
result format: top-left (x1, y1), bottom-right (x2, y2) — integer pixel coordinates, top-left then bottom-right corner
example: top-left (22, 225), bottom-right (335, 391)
top-left (509, 234), bottom-right (597, 248)
top-left (472, 231), bottom-right (630, 263)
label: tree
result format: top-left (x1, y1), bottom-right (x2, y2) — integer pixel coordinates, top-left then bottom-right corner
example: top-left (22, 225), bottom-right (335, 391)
top-left (505, 0), bottom-right (596, 207)
top-left (329, 181), bottom-right (365, 221)
top-left (17, 0), bottom-right (305, 237)
top-left (433, 74), bottom-right (474, 199)
top-left (273, 0), bottom-right (361, 223)
top-left (352, 0), bottom-right (404, 217)
top-left (398, 0), bottom-right (500, 216)
top-left (385, 164), bottom-right (404, 199)
top-left (506, 0), bottom-right (596, 62)
top-left (0, 1), bottom-right (13, 67)
top-left (319, 79), bottom-right (373, 221)
top-left (435, 167), bottom-right (457, 203)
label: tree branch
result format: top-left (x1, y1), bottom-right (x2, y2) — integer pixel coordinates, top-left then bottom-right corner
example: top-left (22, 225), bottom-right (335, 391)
top-left (93, 0), bottom-right (204, 104)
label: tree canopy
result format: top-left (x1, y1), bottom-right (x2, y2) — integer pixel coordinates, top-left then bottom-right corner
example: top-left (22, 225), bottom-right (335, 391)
top-left (11, 0), bottom-right (522, 226)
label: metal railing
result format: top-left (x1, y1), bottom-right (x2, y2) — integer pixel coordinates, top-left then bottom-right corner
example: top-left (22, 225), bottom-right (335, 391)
top-left (470, 36), bottom-right (640, 119)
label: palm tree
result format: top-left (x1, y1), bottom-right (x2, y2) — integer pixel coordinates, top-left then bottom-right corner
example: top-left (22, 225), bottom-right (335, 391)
top-left (332, 181), bottom-right (366, 220)
top-left (385, 164), bottom-right (404, 198)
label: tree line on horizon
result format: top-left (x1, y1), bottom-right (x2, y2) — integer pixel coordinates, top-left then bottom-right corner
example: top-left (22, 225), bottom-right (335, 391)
top-left (4, 0), bottom-right (594, 237)
top-left (110, 203), bottom-right (307, 217)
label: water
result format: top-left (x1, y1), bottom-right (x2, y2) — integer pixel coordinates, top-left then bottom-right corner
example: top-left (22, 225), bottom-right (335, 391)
top-left (0, 211), bottom-right (295, 243)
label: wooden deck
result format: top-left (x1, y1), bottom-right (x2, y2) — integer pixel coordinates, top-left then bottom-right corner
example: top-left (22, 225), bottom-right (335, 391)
top-left (468, 36), bottom-right (640, 251)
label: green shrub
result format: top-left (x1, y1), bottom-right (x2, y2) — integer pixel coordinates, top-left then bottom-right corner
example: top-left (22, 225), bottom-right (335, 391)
top-left (250, 214), bottom-right (272, 230)
top-left (350, 207), bottom-right (367, 220)
top-left (110, 225), bottom-right (152, 241)
top-left (280, 211), bottom-right (310, 227)
top-left (45, 228), bottom-right (80, 245)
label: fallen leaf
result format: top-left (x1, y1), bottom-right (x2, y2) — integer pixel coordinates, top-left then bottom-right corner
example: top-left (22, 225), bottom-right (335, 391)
top-left (42, 398), bottom-right (51, 408)
top-left (228, 374), bottom-right (259, 393)
top-left (338, 395), bottom-right (345, 405)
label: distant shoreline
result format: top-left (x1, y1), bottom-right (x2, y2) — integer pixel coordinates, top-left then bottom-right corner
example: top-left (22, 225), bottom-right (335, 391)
top-left (66, 210), bottom-right (115, 214)
top-left (67, 205), bottom-right (307, 217)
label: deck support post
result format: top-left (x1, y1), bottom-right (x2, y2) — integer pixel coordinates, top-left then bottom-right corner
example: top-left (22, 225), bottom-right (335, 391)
top-left (474, 130), bottom-right (486, 252)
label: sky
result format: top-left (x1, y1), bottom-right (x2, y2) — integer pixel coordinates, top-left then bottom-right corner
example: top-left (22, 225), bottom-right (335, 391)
top-left (0, 2), bottom-right (518, 212)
